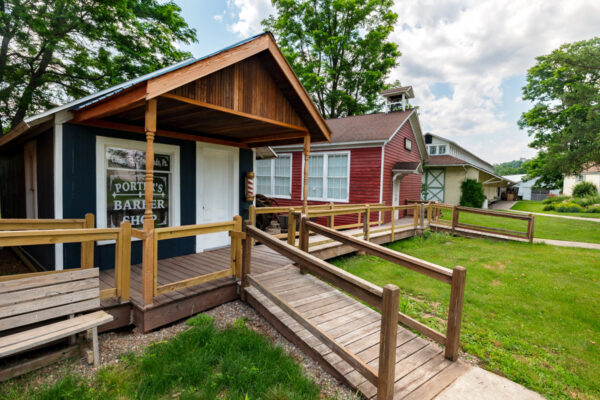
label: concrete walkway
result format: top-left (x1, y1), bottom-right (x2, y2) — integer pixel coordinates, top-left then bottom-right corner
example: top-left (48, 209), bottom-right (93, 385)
top-left (534, 238), bottom-right (600, 250)
top-left (491, 200), bottom-right (600, 223)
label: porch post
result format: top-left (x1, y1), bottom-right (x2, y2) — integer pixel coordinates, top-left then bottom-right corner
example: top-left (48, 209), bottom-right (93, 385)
top-left (142, 99), bottom-right (157, 306)
top-left (302, 134), bottom-right (310, 213)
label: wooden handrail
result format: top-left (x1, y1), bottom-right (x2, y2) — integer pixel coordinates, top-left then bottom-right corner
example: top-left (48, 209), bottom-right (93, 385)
top-left (304, 221), bottom-right (453, 283)
top-left (245, 224), bottom-right (384, 308)
top-left (0, 228), bottom-right (120, 246)
top-left (247, 274), bottom-right (379, 386)
top-left (455, 205), bottom-right (532, 221)
top-left (241, 220), bottom-right (400, 398)
top-left (147, 217), bottom-right (243, 301)
top-left (301, 217), bottom-right (466, 358)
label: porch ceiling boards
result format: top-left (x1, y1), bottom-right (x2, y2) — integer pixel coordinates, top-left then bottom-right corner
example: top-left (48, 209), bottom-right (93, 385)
top-left (91, 94), bottom-right (309, 148)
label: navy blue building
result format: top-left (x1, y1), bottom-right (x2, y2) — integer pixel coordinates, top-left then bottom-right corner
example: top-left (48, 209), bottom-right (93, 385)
top-left (0, 33), bottom-right (331, 270)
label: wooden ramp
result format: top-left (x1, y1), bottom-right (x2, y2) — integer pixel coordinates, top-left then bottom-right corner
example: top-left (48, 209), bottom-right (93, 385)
top-left (245, 265), bottom-right (470, 400)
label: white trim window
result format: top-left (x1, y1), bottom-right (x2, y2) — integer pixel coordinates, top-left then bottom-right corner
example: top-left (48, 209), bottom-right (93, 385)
top-left (305, 152), bottom-right (350, 202)
top-left (255, 154), bottom-right (292, 199)
top-left (96, 136), bottom-right (180, 231)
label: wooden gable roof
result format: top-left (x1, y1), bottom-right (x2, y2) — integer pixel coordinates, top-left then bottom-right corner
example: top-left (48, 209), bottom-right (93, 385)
top-left (70, 33), bottom-right (330, 148)
top-left (0, 33), bottom-right (330, 149)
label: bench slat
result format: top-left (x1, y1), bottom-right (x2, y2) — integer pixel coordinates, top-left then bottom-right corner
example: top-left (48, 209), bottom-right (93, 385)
top-left (0, 299), bottom-right (100, 331)
top-left (0, 287), bottom-right (99, 319)
top-left (0, 269), bottom-right (98, 294)
top-left (0, 311), bottom-right (113, 358)
top-left (0, 279), bottom-right (98, 307)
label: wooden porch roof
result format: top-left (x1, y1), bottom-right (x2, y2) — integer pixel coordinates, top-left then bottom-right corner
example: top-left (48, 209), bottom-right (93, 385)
top-left (70, 33), bottom-right (330, 148)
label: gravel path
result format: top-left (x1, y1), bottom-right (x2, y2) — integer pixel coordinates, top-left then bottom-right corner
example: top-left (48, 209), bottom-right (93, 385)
top-left (5, 300), bottom-right (360, 399)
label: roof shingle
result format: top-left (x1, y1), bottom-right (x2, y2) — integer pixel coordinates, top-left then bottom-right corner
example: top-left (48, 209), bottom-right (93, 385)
top-left (325, 110), bottom-right (413, 143)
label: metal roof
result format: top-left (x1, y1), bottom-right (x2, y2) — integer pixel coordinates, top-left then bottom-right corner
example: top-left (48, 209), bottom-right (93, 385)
top-left (19, 33), bottom-right (270, 127)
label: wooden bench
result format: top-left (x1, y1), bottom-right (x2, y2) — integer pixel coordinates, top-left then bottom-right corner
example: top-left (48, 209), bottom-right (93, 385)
top-left (0, 268), bottom-right (113, 381)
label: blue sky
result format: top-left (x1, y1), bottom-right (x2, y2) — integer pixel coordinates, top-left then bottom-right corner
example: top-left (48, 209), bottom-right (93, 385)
top-left (172, 0), bottom-right (600, 164)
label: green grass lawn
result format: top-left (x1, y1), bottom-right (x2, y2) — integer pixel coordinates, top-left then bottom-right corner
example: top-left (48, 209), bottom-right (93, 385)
top-left (331, 233), bottom-right (600, 400)
top-left (511, 200), bottom-right (600, 218)
top-left (440, 209), bottom-right (600, 244)
top-left (2, 315), bottom-right (328, 400)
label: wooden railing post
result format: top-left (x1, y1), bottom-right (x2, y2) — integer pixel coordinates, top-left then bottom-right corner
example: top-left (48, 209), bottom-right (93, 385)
top-left (299, 215), bottom-right (309, 274)
top-left (451, 206), bottom-right (459, 235)
top-left (527, 214), bottom-right (535, 243)
top-left (328, 202), bottom-right (334, 228)
top-left (120, 222), bottom-right (131, 302)
top-left (287, 209), bottom-right (297, 246)
top-left (445, 266), bottom-right (466, 361)
top-left (363, 205), bottom-right (371, 241)
top-left (240, 220), bottom-right (252, 301)
top-left (420, 204), bottom-right (425, 230)
top-left (232, 215), bottom-right (243, 278)
top-left (81, 213), bottom-right (95, 268)
top-left (378, 284), bottom-right (400, 400)
top-left (413, 204), bottom-right (419, 227)
top-left (427, 204), bottom-right (432, 224)
top-left (142, 229), bottom-right (155, 306)
top-left (390, 206), bottom-right (395, 242)
top-left (248, 204), bottom-right (257, 247)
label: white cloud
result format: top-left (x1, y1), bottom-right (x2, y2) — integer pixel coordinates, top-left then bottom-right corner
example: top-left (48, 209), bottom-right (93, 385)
top-left (227, 0), bottom-right (274, 37)
top-left (225, 0), bottom-right (600, 163)
top-left (391, 0), bottom-right (600, 162)
top-left (213, 14), bottom-right (224, 22)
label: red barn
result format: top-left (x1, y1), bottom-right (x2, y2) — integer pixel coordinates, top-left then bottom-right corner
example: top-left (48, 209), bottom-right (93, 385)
top-left (256, 87), bottom-right (427, 224)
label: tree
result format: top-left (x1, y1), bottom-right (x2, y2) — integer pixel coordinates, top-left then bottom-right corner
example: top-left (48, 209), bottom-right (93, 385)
top-left (493, 159), bottom-right (529, 176)
top-left (263, 0), bottom-right (399, 118)
top-left (0, 0), bottom-right (196, 133)
top-left (519, 37), bottom-right (600, 188)
top-left (460, 179), bottom-right (485, 208)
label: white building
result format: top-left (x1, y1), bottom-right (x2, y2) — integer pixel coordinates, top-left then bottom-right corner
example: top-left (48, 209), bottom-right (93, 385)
top-left (504, 174), bottom-right (559, 201)
top-left (563, 166), bottom-right (600, 196)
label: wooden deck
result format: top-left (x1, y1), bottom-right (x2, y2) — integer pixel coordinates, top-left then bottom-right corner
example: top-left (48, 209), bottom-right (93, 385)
top-left (245, 265), bottom-right (470, 400)
top-left (99, 245), bottom-right (292, 332)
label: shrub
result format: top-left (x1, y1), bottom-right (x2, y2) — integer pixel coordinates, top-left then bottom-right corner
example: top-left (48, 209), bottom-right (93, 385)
top-left (460, 179), bottom-right (485, 208)
top-left (572, 181), bottom-right (598, 198)
top-left (555, 202), bottom-right (585, 213)
top-left (585, 205), bottom-right (600, 213)
top-left (542, 195), bottom-right (570, 204)
top-left (542, 204), bottom-right (555, 211)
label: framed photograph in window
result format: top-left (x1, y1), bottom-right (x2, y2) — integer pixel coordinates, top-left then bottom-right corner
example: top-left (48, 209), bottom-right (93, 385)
top-left (404, 138), bottom-right (412, 151)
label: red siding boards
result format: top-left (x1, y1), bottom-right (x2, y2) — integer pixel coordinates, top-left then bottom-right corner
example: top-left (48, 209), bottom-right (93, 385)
top-left (267, 118), bottom-right (423, 228)
top-left (274, 147), bottom-right (382, 226)
top-left (381, 120), bottom-right (423, 221)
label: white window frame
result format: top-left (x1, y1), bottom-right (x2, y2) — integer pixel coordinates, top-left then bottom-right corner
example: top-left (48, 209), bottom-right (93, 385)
top-left (438, 145), bottom-right (447, 155)
top-left (255, 153), bottom-right (293, 199)
top-left (302, 151), bottom-right (351, 203)
top-left (95, 136), bottom-right (181, 244)
top-left (428, 145), bottom-right (437, 155)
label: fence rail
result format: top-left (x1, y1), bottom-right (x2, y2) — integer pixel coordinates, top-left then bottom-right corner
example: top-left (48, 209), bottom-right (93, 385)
top-left (142, 216), bottom-right (243, 303)
top-left (0, 220), bottom-right (131, 302)
top-left (426, 204), bottom-right (535, 242)
top-left (241, 222), bottom-right (401, 399)
top-left (301, 219), bottom-right (466, 358)
top-left (288, 203), bottom-right (421, 247)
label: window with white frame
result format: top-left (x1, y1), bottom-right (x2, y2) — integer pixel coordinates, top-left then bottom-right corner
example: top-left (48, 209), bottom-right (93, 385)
top-left (96, 136), bottom-right (180, 230)
top-left (255, 154), bottom-right (292, 198)
top-left (305, 152), bottom-right (349, 202)
top-left (438, 145), bottom-right (447, 154)
top-left (429, 145), bottom-right (437, 155)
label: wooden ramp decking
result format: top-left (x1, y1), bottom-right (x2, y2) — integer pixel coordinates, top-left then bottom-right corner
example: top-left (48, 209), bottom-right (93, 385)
top-left (245, 264), bottom-right (469, 400)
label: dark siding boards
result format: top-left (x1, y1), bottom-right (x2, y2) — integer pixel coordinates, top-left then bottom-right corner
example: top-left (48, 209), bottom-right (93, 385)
top-left (62, 123), bottom-right (196, 270)
top-left (239, 149), bottom-right (253, 219)
top-left (0, 145), bottom-right (26, 218)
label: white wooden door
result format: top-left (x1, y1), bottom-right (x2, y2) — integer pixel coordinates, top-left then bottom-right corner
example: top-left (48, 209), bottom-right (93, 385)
top-left (392, 176), bottom-right (401, 206)
top-left (424, 169), bottom-right (445, 202)
top-left (196, 144), bottom-right (239, 252)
